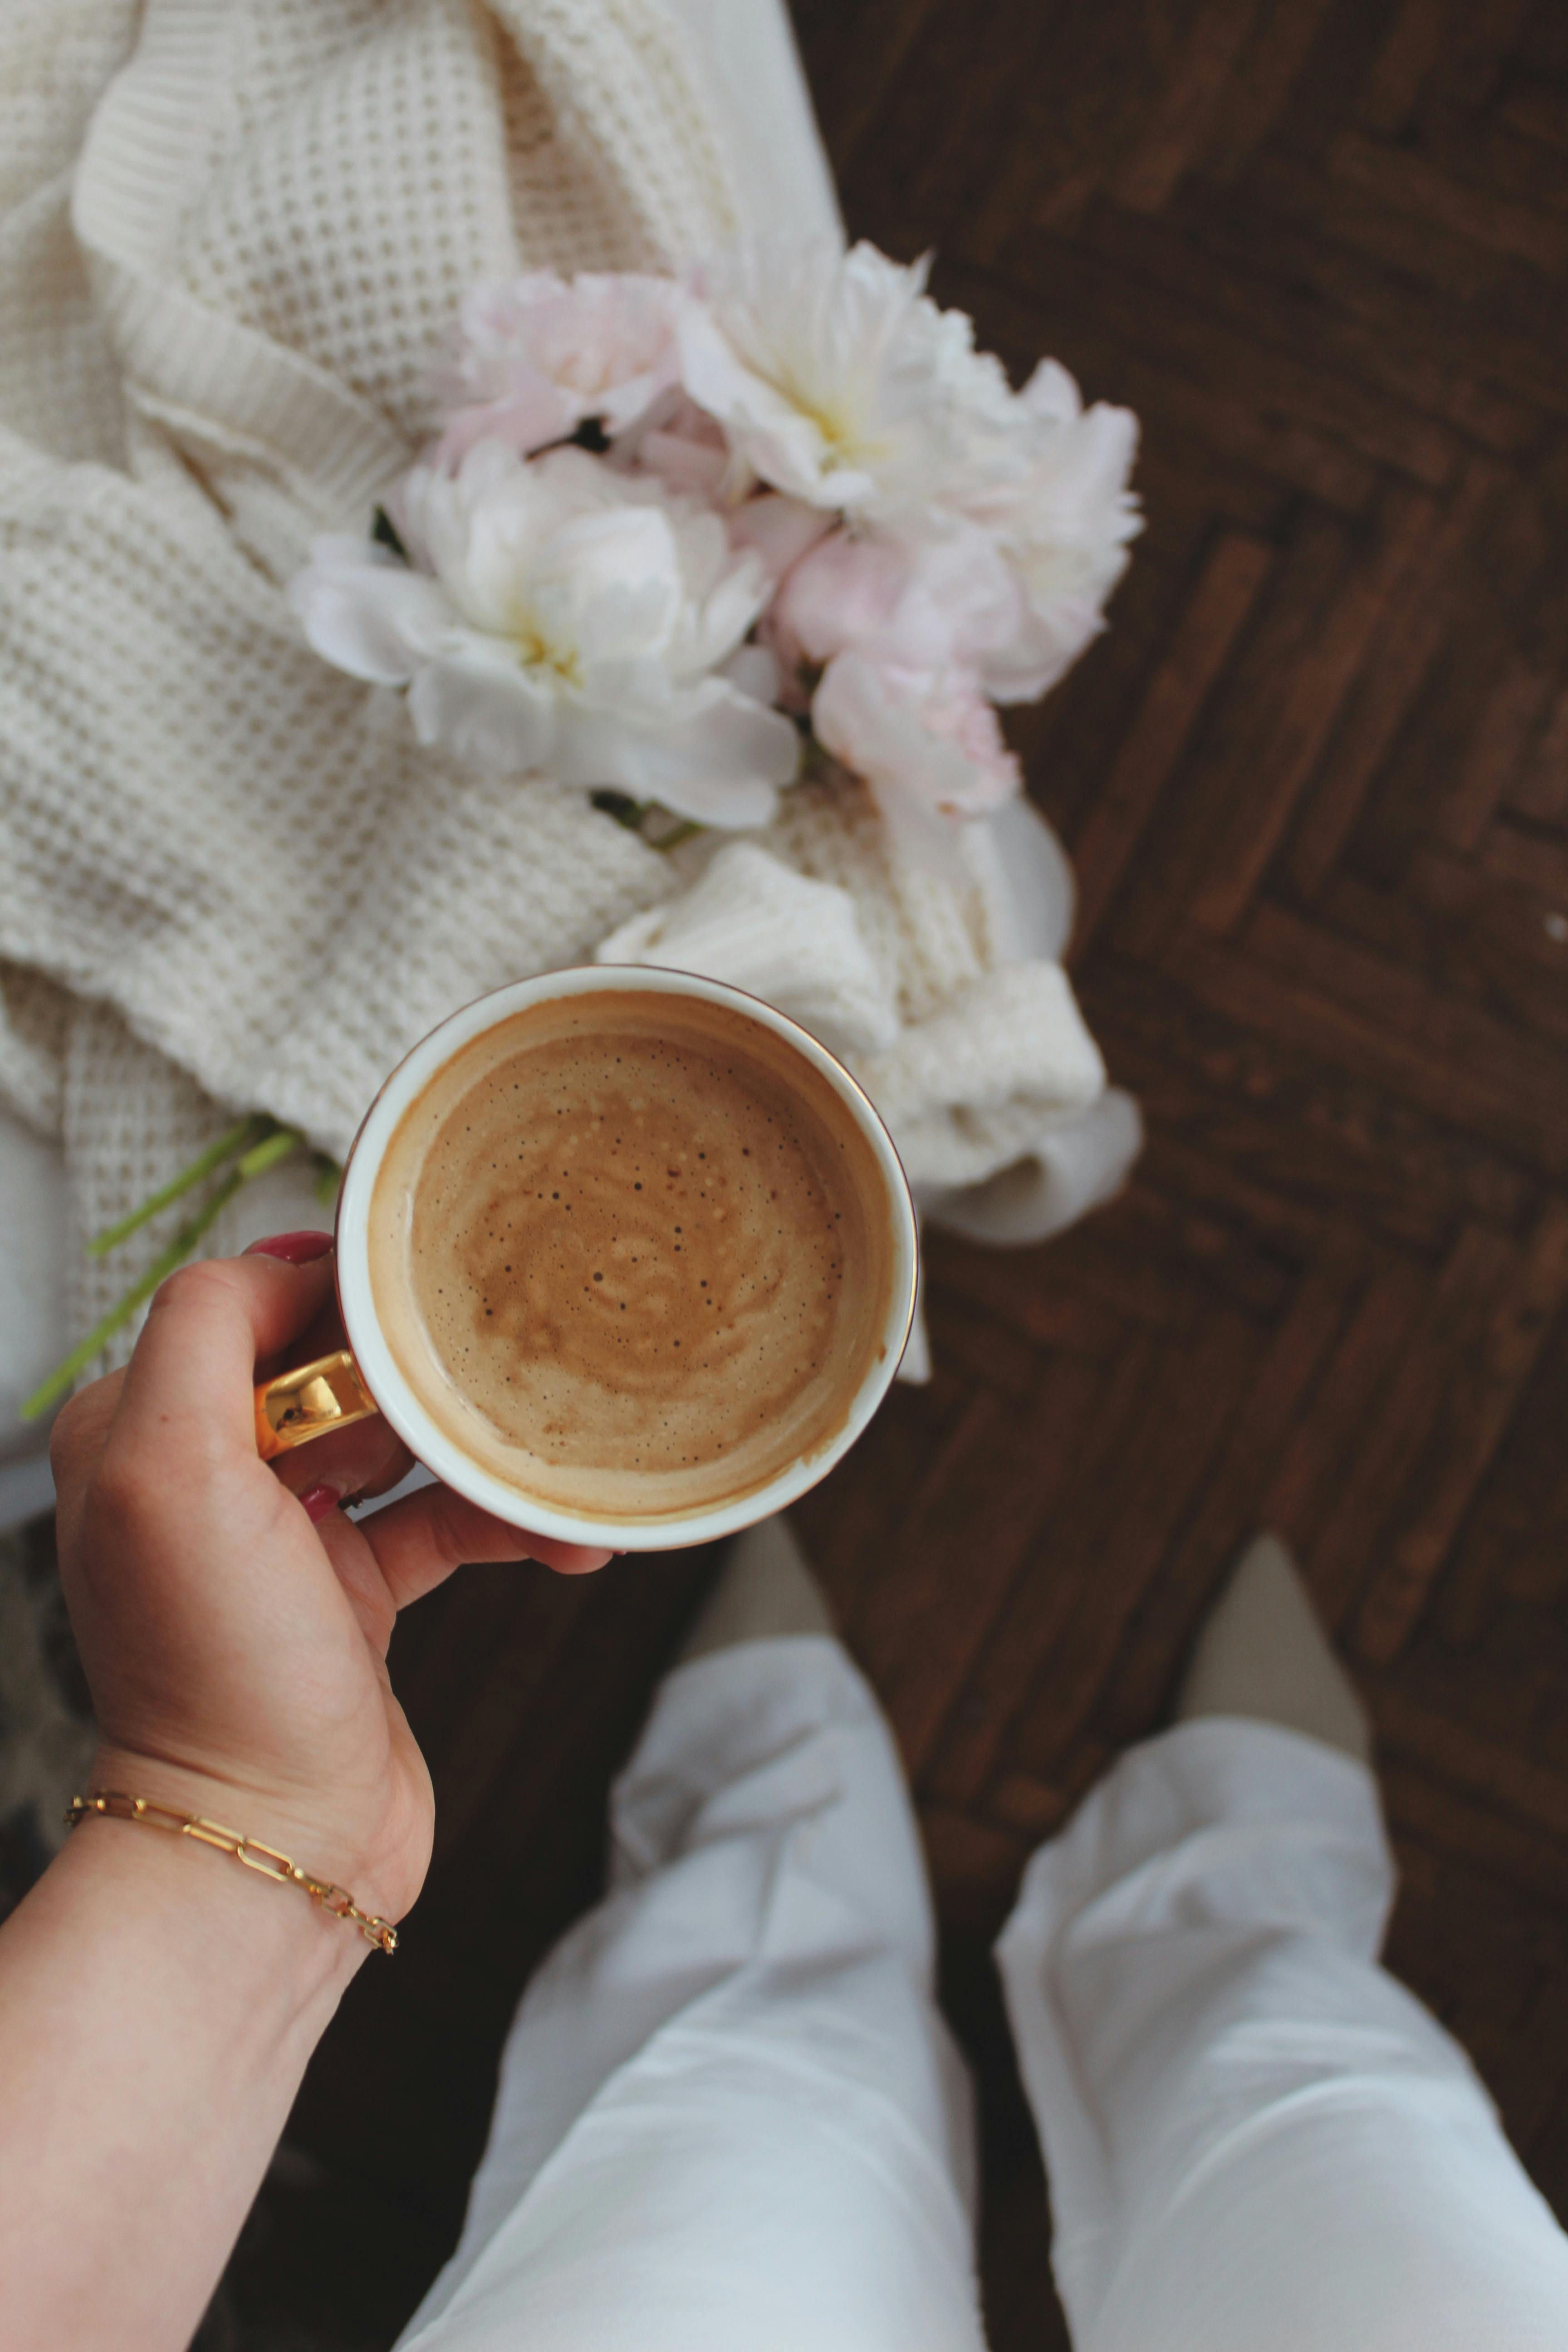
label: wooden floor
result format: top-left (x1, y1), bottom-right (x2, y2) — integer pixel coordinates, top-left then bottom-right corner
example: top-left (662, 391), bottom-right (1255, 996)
top-left (232, 5), bottom-right (1568, 2345)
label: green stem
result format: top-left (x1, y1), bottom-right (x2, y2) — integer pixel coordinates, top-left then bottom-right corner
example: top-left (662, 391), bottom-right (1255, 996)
top-left (22, 1167), bottom-right (249, 1421)
top-left (589, 789), bottom-right (705, 855)
top-left (650, 818), bottom-right (703, 853)
top-left (236, 1126), bottom-right (302, 1182)
top-left (25, 1123), bottom-right (319, 1421)
top-left (589, 789), bottom-right (650, 832)
top-left (88, 1114), bottom-right (272, 1257)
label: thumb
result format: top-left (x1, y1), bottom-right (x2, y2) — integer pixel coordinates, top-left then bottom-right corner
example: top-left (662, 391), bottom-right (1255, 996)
top-left (108, 1252), bottom-right (339, 1465)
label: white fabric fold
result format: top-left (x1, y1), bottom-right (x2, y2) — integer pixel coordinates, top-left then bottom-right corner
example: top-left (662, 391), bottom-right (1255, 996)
top-left (855, 962), bottom-right (1105, 1183)
top-left (596, 840), bottom-right (902, 1057)
top-left (0, 1111), bottom-right (68, 1465)
top-left (997, 1717), bottom-right (1568, 2352)
top-left (396, 1635), bottom-right (985, 2352)
top-left (389, 1644), bottom-right (1568, 2352)
top-left (922, 1084), bottom-right (1143, 1247)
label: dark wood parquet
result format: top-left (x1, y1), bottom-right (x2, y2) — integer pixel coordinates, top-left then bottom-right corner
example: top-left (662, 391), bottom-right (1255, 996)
top-left (233, 6), bottom-right (1568, 2346)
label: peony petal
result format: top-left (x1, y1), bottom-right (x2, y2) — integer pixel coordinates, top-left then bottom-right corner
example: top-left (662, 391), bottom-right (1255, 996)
top-left (289, 546), bottom-right (452, 684)
top-left (319, 426), bottom-right (808, 813)
top-left (679, 548), bottom-right (770, 677)
top-left (813, 652), bottom-right (1016, 871)
top-left (549, 678), bottom-right (799, 825)
top-left (436, 270), bottom-right (681, 463)
top-left (636, 424), bottom-right (733, 500)
top-left (980, 598), bottom-right (1106, 705)
top-left (407, 647), bottom-right (556, 776)
top-left (721, 641), bottom-right (782, 706)
top-left (1015, 357), bottom-right (1083, 426)
top-left (676, 293), bottom-right (875, 509)
top-left (551, 506), bottom-right (683, 665)
top-left (727, 493), bottom-right (834, 583)
top-left (633, 768), bottom-right (781, 829)
top-left (432, 377), bottom-right (576, 469)
top-left (768, 519), bottom-right (1027, 689)
top-left (768, 530), bottom-right (906, 671)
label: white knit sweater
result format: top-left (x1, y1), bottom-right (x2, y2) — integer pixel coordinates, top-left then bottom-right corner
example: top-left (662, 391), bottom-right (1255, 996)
top-left (0, 0), bottom-right (1137, 1430)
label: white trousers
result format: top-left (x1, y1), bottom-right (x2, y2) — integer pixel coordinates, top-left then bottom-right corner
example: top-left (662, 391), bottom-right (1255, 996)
top-left (396, 1637), bottom-right (1568, 2351)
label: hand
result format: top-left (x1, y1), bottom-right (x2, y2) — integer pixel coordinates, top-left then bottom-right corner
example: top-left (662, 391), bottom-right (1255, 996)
top-left (49, 1238), bottom-right (610, 1928)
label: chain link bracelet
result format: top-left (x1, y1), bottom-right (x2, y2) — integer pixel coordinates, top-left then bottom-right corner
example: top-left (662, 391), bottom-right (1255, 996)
top-left (65, 1790), bottom-right (398, 1954)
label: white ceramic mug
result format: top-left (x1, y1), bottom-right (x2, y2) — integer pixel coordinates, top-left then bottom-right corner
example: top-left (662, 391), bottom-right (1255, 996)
top-left (254, 966), bottom-right (918, 1551)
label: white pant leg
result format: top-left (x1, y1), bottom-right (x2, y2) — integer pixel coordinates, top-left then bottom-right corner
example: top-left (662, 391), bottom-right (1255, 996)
top-left (396, 1636), bottom-right (985, 2352)
top-left (996, 1716), bottom-right (1568, 2352)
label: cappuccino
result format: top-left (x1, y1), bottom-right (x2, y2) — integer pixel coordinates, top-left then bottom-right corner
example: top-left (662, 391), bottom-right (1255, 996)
top-left (368, 989), bottom-right (897, 1523)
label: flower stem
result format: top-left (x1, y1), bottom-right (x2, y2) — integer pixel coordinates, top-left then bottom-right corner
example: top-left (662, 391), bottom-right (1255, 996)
top-left (27, 1120), bottom-right (328, 1421)
top-left (235, 1126), bottom-right (303, 1182)
top-left (649, 818), bottom-right (702, 853)
top-left (589, 789), bottom-right (649, 832)
top-left (372, 504), bottom-right (409, 561)
top-left (21, 1167), bottom-right (249, 1421)
top-left (87, 1114), bottom-right (272, 1256)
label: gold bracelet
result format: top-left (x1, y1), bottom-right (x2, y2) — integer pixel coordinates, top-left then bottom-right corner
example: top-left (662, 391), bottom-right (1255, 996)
top-left (65, 1790), bottom-right (397, 1955)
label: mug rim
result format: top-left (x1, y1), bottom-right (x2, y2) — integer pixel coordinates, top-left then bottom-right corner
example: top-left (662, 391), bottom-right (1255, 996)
top-left (334, 965), bottom-right (918, 1549)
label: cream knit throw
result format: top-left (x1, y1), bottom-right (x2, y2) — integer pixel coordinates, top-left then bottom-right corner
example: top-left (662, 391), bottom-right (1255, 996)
top-left (0, 0), bottom-right (1137, 1378)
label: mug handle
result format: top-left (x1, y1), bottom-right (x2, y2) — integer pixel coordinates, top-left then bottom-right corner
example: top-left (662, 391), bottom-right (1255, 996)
top-left (255, 1350), bottom-right (380, 1462)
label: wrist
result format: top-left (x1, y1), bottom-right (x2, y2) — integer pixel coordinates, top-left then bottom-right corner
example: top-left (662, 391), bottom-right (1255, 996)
top-left (69, 1747), bottom-right (390, 2009)
top-left (84, 1733), bottom-right (414, 1906)
top-left (0, 1769), bottom-right (365, 2352)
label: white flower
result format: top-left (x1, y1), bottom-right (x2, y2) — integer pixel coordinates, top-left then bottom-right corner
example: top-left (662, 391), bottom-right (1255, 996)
top-left (433, 272), bottom-right (681, 467)
top-left (812, 652), bottom-right (1019, 868)
top-left (676, 245), bottom-right (1140, 697)
top-left (959, 360), bottom-right (1141, 702)
top-left (290, 443), bottom-right (799, 826)
top-left (677, 241), bottom-right (1024, 521)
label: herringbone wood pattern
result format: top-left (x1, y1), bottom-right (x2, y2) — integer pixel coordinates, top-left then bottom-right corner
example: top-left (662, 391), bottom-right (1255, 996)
top-left (236, 7), bottom-right (1568, 2346)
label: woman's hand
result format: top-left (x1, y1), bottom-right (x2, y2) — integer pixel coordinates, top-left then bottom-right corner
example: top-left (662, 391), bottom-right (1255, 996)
top-left (0, 1234), bottom-right (610, 2352)
top-left (50, 1234), bottom-right (611, 1926)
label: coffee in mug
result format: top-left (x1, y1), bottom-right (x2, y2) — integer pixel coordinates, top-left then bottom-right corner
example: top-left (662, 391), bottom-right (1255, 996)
top-left (367, 988), bottom-right (896, 1522)
top-left (256, 968), bottom-right (917, 1548)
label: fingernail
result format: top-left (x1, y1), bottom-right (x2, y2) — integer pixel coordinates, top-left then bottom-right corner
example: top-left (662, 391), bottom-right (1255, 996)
top-left (245, 1231), bottom-right (334, 1264)
top-left (298, 1485), bottom-right (341, 1522)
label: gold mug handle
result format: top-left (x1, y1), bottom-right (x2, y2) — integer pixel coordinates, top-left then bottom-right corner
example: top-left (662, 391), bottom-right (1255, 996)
top-left (254, 1350), bottom-right (380, 1462)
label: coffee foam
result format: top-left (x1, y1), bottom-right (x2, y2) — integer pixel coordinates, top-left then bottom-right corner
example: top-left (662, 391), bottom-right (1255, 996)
top-left (367, 990), bottom-right (897, 1522)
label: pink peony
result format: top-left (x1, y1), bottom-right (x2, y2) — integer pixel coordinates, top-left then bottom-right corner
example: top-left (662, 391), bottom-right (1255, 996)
top-left (433, 272), bottom-right (682, 467)
top-left (812, 651), bottom-right (1020, 868)
top-left (725, 492), bottom-right (834, 587)
top-left (617, 391), bottom-right (736, 502)
top-left (767, 522), bottom-right (1024, 686)
top-left (958, 360), bottom-right (1141, 702)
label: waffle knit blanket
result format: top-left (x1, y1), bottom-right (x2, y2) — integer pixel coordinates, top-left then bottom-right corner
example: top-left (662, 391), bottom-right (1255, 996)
top-left (0, 0), bottom-right (1137, 1374)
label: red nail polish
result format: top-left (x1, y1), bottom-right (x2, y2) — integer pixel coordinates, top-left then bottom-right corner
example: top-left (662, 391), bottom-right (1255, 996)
top-left (298, 1485), bottom-right (340, 1522)
top-left (245, 1231), bottom-right (335, 1264)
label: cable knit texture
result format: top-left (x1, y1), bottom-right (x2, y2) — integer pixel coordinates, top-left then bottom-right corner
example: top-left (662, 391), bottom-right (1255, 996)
top-left (0, 0), bottom-right (1133, 1372)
